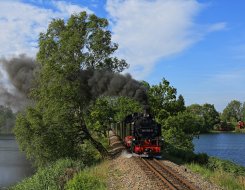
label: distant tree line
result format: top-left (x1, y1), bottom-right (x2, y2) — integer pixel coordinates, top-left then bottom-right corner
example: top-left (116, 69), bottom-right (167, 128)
top-left (186, 103), bottom-right (220, 133)
top-left (183, 100), bottom-right (245, 132)
top-left (218, 100), bottom-right (245, 130)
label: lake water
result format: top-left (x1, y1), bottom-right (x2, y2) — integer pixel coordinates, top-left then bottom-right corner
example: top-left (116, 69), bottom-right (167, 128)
top-left (0, 135), bottom-right (33, 188)
top-left (193, 133), bottom-right (245, 167)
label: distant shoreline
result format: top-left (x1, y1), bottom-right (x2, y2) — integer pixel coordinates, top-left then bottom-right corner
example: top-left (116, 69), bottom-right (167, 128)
top-left (201, 130), bottom-right (245, 134)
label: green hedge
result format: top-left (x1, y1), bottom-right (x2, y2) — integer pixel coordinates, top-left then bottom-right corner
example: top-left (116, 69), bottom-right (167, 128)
top-left (10, 159), bottom-right (84, 190)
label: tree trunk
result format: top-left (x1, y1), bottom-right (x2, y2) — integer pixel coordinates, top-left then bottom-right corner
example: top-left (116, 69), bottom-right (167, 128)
top-left (80, 121), bottom-right (109, 158)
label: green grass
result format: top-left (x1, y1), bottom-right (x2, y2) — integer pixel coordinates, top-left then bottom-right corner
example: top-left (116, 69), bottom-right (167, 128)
top-left (186, 163), bottom-right (245, 190)
top-left (65, 161), bottom-right (109, 190)
top-left (10, 158), bottom-right (110, 190)
top-left (164, 149), bottom-right (245, 190)
top-left (208, 157), bottom-right (245, 176)
top-left (10, 159), bottom-right (84, 190)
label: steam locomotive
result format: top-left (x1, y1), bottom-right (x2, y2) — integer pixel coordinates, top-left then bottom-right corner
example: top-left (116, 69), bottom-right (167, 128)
top-left (112, 112), bottom-right (163, 158)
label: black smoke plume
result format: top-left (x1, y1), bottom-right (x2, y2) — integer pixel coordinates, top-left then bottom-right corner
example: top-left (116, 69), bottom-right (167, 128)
top-left (79, 70), bottom-right (148, 107)
top-left (0, 54), bottom-right (148, 111)
top-left (0, 54), bottom-right (37, 111)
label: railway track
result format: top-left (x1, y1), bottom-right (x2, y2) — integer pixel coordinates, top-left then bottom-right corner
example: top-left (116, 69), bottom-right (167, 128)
top-left (137, 157), bottom-right (199, 190)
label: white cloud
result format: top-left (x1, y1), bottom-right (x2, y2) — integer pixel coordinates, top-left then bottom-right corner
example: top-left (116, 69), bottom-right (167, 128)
top-left (0, 1), bottom-right (92, 58)
top-left (53, 1), bottom-right (93, 16)
top-left (207, 22), bottom-right (227, 32)
top-left (210, 69), bottom-right (245, 87)
top-left (106, 0), bottom-right (226, 78)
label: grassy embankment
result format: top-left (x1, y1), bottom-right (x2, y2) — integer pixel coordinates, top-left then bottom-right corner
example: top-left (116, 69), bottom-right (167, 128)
top-left (164, 149), bottom-right (245, 190)
top-left (187, 161), bottom-right (245, 190)
top-left (10, 139), bottom-right (110, 190)
top-left (10, 158), bottom-right (109, 190)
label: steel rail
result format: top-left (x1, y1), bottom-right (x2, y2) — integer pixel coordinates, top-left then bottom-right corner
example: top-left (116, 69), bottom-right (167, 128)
top-left (141, 158), bottom-right (177, 190)
top-left (152, 159), bottom-right (198, 190)
top-left (139, 158), bottom-right (199, 190)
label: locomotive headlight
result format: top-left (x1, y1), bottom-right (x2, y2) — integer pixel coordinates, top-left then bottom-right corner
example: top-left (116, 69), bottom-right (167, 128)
top-left (132, 138), bottom-right (136, 141)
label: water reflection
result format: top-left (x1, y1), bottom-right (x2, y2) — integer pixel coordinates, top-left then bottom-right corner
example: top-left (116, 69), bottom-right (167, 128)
top-left (0, 135), bottom-right (33, 188)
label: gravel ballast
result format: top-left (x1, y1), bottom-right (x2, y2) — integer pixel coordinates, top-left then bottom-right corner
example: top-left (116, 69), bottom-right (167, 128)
top-left (107, 131), bottom-right (223, 190)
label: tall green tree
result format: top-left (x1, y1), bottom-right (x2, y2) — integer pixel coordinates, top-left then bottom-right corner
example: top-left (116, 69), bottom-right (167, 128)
top-left (86, 97), bottom-right (115, 138)
top-left (221, 100), bottom-right (242, 122)
top-left (148, 78), bottom-right (185, 122)
top-left (14, 12), bottom-right (128, 167)
top-left (186, 103), bottom-right (220, 132)
top-left (163, 111), bottom-right (202, 151)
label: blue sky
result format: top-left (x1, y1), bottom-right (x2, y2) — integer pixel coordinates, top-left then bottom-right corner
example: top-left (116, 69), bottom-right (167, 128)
top-left (0, 0), bottom-right (244, 111)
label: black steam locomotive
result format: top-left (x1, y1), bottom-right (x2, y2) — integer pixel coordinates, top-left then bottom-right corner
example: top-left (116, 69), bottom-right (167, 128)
top-left (112, 112), bottom-right (163, 158)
